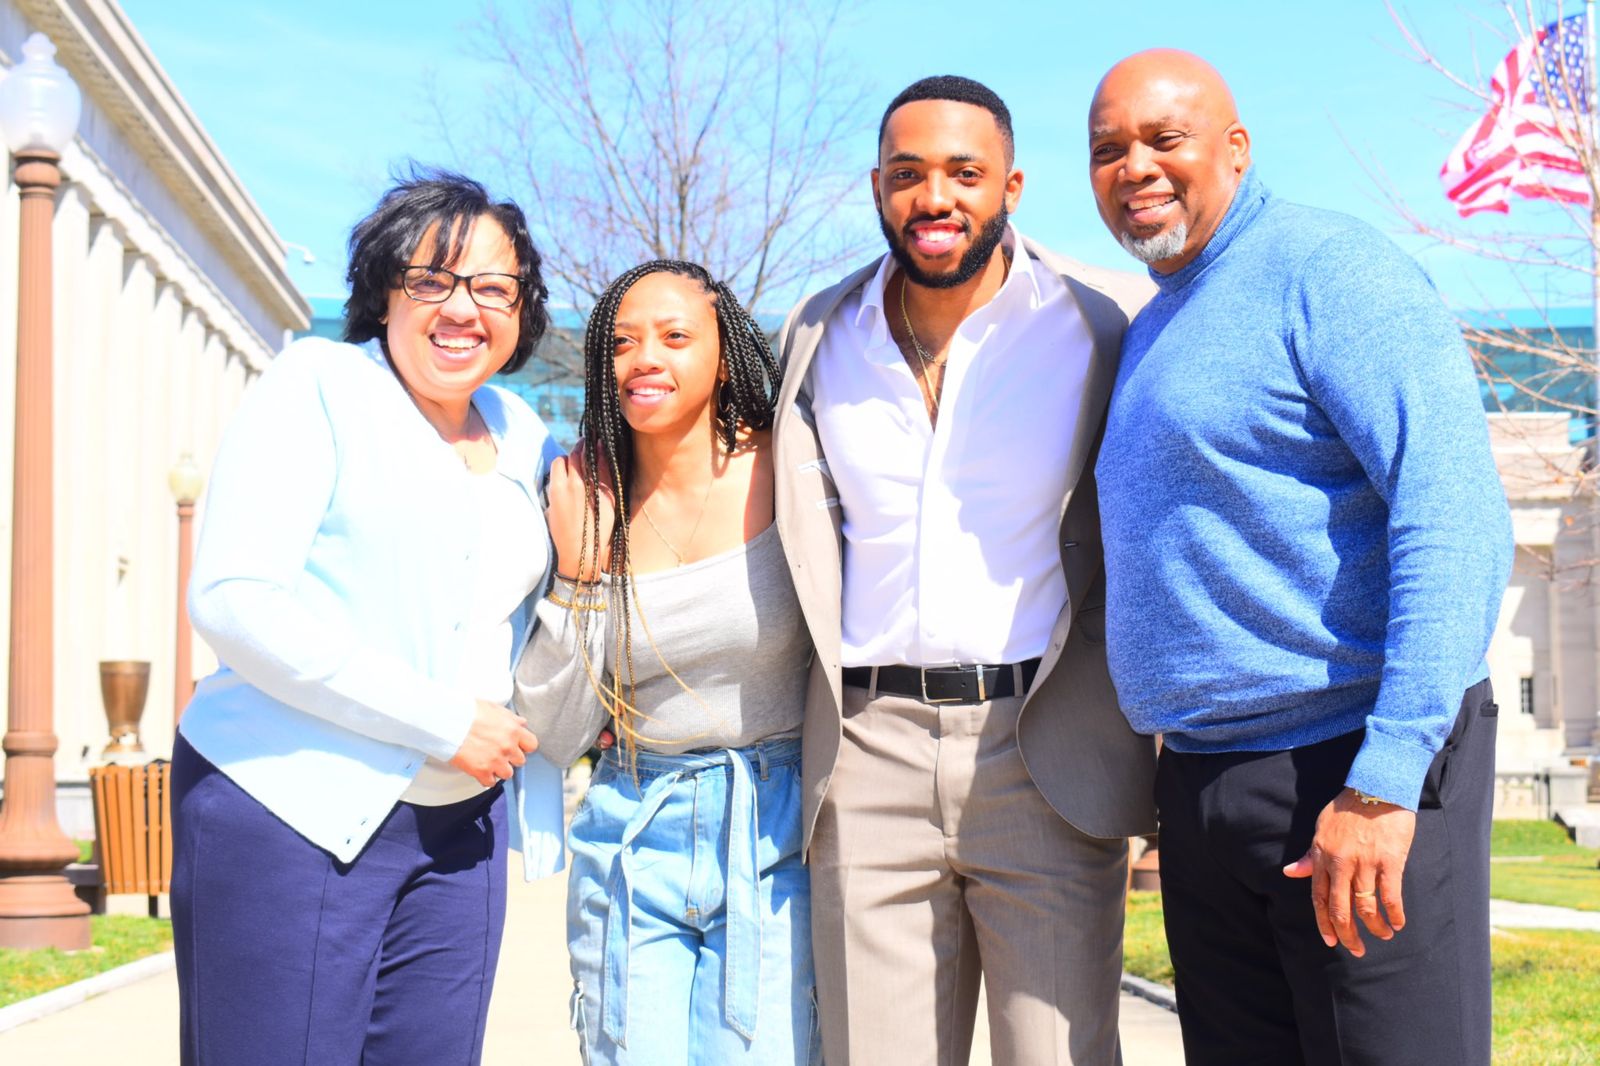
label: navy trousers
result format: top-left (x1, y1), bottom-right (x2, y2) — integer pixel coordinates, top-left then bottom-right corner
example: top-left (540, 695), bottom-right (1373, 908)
top-left (1155, 680), bottom-right (1497, 1066)
top-left (170, 735), bottom-right (508, 1065)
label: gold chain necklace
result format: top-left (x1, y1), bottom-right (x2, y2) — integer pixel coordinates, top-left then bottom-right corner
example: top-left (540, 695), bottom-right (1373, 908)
top-left (899, 276), bottom-right (945, 415)
top-left (637, 473), bottom-right (716, 567)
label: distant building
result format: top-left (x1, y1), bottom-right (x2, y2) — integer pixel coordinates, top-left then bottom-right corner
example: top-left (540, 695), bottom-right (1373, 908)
top-left (0, 0), bottom-right (307, 832)
top-left (1472, 310), bottom-right (1600, 815)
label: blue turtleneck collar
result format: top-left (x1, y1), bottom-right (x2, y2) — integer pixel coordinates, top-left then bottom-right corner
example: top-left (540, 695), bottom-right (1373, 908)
top-left (1149, 165), bottom-right (1269, 293)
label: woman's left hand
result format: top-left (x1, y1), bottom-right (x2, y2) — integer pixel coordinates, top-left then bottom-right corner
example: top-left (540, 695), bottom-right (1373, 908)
top-left (547, 447), bottom-right (615, 582)
top-left (449, 700), bottom-right (541, 786)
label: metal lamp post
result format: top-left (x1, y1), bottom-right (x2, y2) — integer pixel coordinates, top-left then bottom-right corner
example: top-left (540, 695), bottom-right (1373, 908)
top-left (0, 32), bottom-right (90, 950)
top-left (168, 454), bottom-right (203, 724)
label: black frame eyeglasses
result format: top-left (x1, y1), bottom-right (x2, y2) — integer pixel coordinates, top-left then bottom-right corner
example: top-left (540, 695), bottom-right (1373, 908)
top-left (399, 266), bottom-right (523, 310)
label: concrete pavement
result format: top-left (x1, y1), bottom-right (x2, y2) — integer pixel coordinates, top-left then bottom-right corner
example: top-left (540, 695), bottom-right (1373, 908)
top-left (0, 858), bottom-right (1186, 1063)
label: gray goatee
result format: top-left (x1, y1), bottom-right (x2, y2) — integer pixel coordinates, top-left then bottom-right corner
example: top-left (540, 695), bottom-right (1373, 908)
top-left (1119, 223), bottom-right (1188, 265)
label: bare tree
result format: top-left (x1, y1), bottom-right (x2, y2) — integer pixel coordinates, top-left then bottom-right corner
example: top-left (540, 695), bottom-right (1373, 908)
top-left (437, 0), bottom-right (874, 384)
top-left (1384, 0), bottom-right (1600, 578)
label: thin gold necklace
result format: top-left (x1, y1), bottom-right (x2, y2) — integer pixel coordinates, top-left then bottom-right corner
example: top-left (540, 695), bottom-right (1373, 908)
top-left (899, 276), bottom-right (944, 415)
top-left (638, 473), bottom-right (716, 567)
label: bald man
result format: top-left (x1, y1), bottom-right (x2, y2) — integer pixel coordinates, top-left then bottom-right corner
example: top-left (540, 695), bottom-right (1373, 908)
top-left (1087, 51), bottom-right (1512, 1066)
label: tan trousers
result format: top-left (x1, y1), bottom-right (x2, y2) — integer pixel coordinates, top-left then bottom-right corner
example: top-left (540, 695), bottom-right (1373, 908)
top-left (810, 682), bottom-right (1129, 1066)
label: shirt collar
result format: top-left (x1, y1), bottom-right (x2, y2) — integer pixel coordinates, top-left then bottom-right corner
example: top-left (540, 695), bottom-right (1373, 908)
top-left (1150, 166), bottom-right (1270, 293)
top-left (853, 221), bottom-right (1038, 356)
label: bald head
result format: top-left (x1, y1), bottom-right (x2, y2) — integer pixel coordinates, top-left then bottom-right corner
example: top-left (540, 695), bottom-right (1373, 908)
top-left (1092, 50), bottom-right (1239, 132)
top-left (1087, 50), bottom-right (1251, 273)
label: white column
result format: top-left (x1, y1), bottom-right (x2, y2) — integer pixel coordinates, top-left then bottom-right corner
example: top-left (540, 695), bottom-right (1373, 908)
top-left (1545, 576), bottom-right (1563, 731)
top-left (135, 280), bottom-right (183, 760)
top-left (49, 184), bottom-right (94, 781)
top-left (104, 251), bottom-right (155, 661)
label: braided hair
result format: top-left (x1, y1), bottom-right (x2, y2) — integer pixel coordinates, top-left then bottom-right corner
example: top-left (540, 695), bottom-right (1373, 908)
top-left (572, 260), bottom-right (781, 754)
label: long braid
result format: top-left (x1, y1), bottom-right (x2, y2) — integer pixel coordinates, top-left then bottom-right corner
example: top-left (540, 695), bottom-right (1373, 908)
top-left (569, 260), bottom-right (781, 761)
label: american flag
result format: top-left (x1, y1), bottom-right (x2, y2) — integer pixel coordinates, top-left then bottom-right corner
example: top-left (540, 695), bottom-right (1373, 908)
top-left (1440, 13), bottom-right (1595, 216)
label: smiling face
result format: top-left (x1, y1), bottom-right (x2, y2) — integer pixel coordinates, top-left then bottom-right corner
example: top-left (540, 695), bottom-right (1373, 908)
top-left (1088, 50), bottom-right (1250, 274)
top-left (383, 214), bottom-right (521, 422)
top-left (874, 99), bottom-right (1022, 289)
top-left (612, 271), bottom-right (723, 437)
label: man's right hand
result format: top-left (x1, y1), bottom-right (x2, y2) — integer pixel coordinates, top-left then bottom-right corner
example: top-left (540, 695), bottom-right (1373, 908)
top-left (449, 700), bottom-right (540, 787)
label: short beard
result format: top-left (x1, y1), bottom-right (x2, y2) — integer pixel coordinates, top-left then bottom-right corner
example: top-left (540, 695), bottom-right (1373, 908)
top-left (1118, 223), bottom-right (1188, 266)
top-left (880, 204), bottom-right (1009, 290)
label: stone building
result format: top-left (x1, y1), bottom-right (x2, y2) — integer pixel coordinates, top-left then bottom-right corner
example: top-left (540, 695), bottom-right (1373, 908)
top-left (0, 0), bottom-right (307, 833)
top-left (1484, 409), bottom-right (1600, 816)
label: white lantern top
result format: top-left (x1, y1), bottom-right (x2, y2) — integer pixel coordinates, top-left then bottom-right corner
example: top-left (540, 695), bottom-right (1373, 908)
top-left (168, 453), bottom-right (205, 506)
top-left (0, 33), bottom-right (82, 154)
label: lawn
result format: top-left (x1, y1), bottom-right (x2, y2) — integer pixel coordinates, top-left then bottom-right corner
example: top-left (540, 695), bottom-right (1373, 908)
top-left (0, 915), bottom-right (171, 1009)
top-left (1121, 893), bottom-right (1600, 1064)
top-left (1490, 820), bottom-right (1600, 912)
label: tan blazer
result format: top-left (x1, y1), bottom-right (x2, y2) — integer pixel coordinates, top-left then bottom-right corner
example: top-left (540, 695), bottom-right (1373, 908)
top-left (773, 237), bottom-right (1159, 851)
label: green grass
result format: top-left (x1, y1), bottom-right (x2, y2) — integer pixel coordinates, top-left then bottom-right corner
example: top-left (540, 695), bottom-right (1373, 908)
top-left (1492, 852), bottom-right (1600, 911)
top-left (1488, 820), bottom-right (1600, 911)
top-left (1492, 819), bottom-right (1585, 857)
top-left (0, 915), bottom-right (171, 1008)
top-left (1122, 890), bottom-right (1173, 986)
top-left (1490, 929), bottom-right (1600, 1065)
top-left (1120, 896), bottom-right (1600, 1063)
top-left (74, 839), bottom-right (93, 865)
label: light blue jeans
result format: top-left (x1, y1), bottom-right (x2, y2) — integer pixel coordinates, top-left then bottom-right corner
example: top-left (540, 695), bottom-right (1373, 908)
top-left (566, 736), bottom-right (819, 1064)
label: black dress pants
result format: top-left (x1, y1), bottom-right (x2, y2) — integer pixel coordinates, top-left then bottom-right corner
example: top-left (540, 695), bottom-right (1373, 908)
top-left (1155, 680), bottom-right (1497, 1066)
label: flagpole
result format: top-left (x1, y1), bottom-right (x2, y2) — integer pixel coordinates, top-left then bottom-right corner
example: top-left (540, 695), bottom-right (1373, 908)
top-left (1587, 0), bottom-right (1600, 752)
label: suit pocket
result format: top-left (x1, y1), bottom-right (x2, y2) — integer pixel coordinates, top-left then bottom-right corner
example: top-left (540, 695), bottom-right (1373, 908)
top-left (1417, 680), bottom-right (1495, 810)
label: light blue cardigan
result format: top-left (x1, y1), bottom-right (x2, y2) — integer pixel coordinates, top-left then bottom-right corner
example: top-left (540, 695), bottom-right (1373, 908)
top-left (180, 337), bottom-right (566, 879)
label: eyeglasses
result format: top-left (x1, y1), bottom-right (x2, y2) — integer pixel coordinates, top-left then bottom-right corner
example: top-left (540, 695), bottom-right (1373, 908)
top-left (399, 266), bottom-right (523, 310)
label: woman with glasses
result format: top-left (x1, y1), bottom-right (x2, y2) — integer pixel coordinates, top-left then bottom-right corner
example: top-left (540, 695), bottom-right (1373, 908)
top-left (170, 170), bottom-right (564, 1065)
top-left (513, 261), bottom-right (817, 1064)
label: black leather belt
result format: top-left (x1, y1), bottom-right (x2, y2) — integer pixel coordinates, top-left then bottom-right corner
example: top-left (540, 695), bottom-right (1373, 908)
top-left (841, 659), bottom-right (1041, 704)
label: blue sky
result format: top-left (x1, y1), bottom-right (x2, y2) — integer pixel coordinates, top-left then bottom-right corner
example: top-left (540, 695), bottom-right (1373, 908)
top-left (116, 0), bottom-right (1594, 314)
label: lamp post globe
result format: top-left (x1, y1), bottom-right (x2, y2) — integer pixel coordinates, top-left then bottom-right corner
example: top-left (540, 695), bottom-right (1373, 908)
top-left (0, 33), bottom-right (82, 154)
top-left (167, 453), bottom-right (204, 507)
top-left (0, 31), bottom-right (89, 950)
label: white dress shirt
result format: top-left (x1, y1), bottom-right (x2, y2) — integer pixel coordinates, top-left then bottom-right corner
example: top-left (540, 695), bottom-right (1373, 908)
top-left (806, 224), bottom-right (1093, 668)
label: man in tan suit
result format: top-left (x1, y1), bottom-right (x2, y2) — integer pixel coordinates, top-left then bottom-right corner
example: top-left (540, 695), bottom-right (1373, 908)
top-left (773, 75), bottom-right (1157, 1066)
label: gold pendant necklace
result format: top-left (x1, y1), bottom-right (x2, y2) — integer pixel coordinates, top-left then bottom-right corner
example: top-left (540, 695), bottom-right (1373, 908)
top-left (899, 276), bottom-right (945, 415)
top-left (638, 473), bottom-right (716, 567)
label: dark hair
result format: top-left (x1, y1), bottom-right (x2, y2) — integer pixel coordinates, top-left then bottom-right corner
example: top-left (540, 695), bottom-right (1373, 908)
top-left (342, 167), bottom-right (549, 374)
top-left (573, 260), bottom-right (780, 752)
top-left (878, 75), bottom-right (1015, 164)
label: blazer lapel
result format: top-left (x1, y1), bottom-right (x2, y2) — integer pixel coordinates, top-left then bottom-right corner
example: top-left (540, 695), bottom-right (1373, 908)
top-left (773, 262), bottom-right (877, 690)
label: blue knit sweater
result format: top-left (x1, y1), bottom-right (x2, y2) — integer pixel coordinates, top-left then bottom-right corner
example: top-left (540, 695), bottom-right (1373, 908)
top-left (1096, 168), bottom-right (1512, 810)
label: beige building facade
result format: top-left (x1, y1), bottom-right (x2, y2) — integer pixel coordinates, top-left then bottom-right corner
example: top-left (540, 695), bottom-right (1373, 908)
top-left (0, 0), bottom-right (306, 832)
top-left (1485, 413), bottom-right (1600, 816)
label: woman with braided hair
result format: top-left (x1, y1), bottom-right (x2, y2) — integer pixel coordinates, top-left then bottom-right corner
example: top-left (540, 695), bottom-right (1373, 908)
top-left (513, 260), bottom-right (818, 1063)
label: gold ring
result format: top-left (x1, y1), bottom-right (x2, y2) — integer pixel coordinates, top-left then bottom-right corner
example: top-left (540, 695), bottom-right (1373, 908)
top-left (1353, 890), bottom-right (1377, 899)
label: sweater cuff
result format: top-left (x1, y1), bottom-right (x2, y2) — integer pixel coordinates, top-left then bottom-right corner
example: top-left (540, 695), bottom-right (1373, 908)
top-left (1345, 730), bottom-right (1435, 811)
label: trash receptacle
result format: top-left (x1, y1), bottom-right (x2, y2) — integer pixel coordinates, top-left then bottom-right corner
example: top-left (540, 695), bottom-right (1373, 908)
top-left (89, 761), bottom-right (171, 917)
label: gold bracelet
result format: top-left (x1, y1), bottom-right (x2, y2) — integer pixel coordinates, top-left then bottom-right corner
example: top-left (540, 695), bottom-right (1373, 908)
top-left (547, 590), bottom-right (605, 611)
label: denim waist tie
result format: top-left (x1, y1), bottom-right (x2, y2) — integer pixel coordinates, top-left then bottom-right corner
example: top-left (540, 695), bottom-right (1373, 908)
top-left (599, 736), bottom-right (800, 1047)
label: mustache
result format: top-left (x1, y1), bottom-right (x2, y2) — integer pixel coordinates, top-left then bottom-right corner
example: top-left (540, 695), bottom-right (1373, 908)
top-left (901, 215), bottom-right (971, 238)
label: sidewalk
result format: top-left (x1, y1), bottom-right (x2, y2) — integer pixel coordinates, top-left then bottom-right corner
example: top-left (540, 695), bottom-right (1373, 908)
top-left (1490, 897), bottom-right (1600, 931)
top-left (0, 860), bottom-right (1186, 1064)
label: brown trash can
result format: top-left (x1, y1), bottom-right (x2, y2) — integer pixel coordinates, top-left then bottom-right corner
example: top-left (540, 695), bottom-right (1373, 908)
top-left (88, 762), bottom-right (171, 917)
